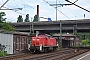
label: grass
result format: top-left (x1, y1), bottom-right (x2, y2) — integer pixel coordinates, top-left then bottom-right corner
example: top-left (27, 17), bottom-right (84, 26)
top-left (58, 46), bottom-right (61, 50)
top-left (0, 51), bottom-right (7, 57)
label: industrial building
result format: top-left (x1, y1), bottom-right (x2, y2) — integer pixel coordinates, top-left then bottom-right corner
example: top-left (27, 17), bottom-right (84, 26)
top-left (0, 30), bottom-right (30, 54)
top-left (53, 34), bottom-right (81, 48)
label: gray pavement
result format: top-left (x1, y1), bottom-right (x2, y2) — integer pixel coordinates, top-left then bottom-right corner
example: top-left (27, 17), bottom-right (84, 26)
top-left (69, 51), bottom-right (90, 60)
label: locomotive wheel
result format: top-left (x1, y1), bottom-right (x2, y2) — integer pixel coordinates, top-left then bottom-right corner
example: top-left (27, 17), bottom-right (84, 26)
top-left (33, 46), bottom-right (36, 53)
top-left (53, 47), bottom-right (56, 51)
top-left (34, 50), bottom-right (36, 53)
top-left (44, 48), bottom-right (47, 53)
top-left (53, 48), bottom-right (54, 52)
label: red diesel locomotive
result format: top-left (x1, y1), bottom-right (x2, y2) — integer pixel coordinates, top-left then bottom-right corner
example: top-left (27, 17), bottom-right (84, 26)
top-left (28, 34), bottom-right (58, 53)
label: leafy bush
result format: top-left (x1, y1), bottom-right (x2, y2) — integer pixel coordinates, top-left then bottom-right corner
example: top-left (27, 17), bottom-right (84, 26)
top-left (0, 51), bottom-right (7, 56)
top-left (58, 46), bottom-right (61, 50)
top-left (86, 40), bottom-right (90, 46)
top-left (82, 40), bottom-right (87, 46)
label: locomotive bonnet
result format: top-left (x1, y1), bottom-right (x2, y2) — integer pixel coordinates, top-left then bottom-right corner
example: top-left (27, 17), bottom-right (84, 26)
top-left (28, 34), bottom-right (58, 53)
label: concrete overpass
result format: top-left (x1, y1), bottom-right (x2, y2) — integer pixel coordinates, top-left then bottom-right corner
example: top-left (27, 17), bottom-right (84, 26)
top-left (11, 19), bottom-right (90, 34)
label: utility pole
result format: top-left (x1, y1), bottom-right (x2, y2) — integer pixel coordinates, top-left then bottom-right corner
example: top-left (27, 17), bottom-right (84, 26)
top-left (49, 1), bottom-right (72, 21)
top-left (60, 20), bottom-right (62, 48)
top-left (73, 24), bottom-right (77, 35)
top-left (56, 0), bottom-right (57, 21)
top-left (30, 18), bottom-right (34, 35)
top-left (84, 14), bottom-right (85, 19)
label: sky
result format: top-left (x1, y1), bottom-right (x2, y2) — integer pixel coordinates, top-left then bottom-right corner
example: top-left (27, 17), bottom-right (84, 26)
top-left (0, 0), bottom-right (90, 22)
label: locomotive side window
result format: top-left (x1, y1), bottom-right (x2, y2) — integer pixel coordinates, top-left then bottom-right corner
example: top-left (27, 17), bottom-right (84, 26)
top-left (48, 35), bottom-right (50, 38)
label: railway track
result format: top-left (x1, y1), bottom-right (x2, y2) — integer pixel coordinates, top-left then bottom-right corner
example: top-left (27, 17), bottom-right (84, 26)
top-left (0, 48), bottom-right (71, 60)
top-left (0, 48), bottom-right (89, 60)
top-left (24, 49), bottom-right (89, 60)
top-left (0, 53), bottom-right (34, 60)
top-left (13, 48), bottom-right (70, 60)
top-left (24, 49), bottom-right (74, 60)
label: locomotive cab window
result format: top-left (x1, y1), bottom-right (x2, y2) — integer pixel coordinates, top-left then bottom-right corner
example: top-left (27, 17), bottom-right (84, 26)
top-left (48, 35), bottom-right (50, 38)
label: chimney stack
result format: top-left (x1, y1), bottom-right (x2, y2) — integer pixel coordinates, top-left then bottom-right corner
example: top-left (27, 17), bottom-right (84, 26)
top-left (37, 5), bottom-right (39, 21)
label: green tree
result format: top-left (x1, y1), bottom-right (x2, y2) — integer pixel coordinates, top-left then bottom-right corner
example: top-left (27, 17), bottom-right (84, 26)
top-left (17, 15), bottom-right (23, 22)
top-left (0, 12), bottom-right (15, 31)
top-left (24, 14), bottom-right (30, 22)
top-left (33, 15), bottom-right (38, 22)
top-left (0, 12), bottom-right (6, 22)
top-left (2, 22), bottom-right (15, 31)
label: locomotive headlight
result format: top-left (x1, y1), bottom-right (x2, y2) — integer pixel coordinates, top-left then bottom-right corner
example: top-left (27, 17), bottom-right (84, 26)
top-left (32, 39), bottom-right (35, 41)
top-left (40, 44), bottom-right (42, 51)
top-left (37, 39), bottom-right (39, 41)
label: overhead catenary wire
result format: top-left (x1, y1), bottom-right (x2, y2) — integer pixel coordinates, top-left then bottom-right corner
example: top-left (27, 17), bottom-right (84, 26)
top-left (2, 6), bottom-right (25, 15)
top-left (20, 0), bottom-right (50, 19)
top-left (18, 0), bottom-right (50, 20)
top-left (0, 0), bottom-right (36, 22)
top-left (66, 6), bottom-right (76, 18)
top-left (58, 0), bottom-right (76, 18)
top-left (13, 0), bottom-right (20, 8)
top-left (58, 0), bottom-right (62, 12)
top-left (58, 0), bottom-right (72, 19)
top-left (12, 0), bottom-right (27, 14)
top-left (23, 4), bottom-right (26, 15)
top-left (12, 0), bottom-right (35, 9)
top-left (9, 0), bottom-right (34, 17)
top-left (19, 0), bottom-right (34, 9)
top-left (0, 0), bottom-right (9, 9)
top-left (1, 0), bottom-right (50, 21)
top-left (13, 0), bottom-right (35, 17)
top-left (65, 0), bottom-right (90, 13)
top-left (12, 0), bottom-right (35, 15)
top-left (43, 0), bottom-right (70, 19)
top-left (0, 0), bottom-right (25, 15)
top-left (12, 0), bottom-right (35, 14)
top-left (57, 9), bottom-right (70, 19)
